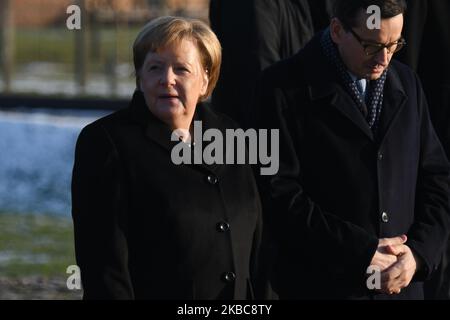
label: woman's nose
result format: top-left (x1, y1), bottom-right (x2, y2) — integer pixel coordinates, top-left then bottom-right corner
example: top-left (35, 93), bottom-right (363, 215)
top-left (159, 67), bottom-right (176, 86)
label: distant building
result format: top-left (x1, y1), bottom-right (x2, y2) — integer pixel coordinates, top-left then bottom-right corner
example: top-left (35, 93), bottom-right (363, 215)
top-left (12, 0), bottom-right (208, 27)
top-left (166, 0), bottom-right (209, 20)
top-left (13, 0), bottom-right (73, 27)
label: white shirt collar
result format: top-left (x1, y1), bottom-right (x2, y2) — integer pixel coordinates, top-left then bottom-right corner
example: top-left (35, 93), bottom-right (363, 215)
top-left (348, 72), bottom-right (367, 96)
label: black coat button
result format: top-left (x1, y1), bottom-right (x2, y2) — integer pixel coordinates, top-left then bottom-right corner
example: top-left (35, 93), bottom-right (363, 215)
top-left (222, 272), bottom-right (236, 283)
top-left (217, 221), bottom-right (230, 232)
top-left (378, 153), bottom-right (383, 160)
top-left (207, 175), bottom-right (218, 185)
top-left (381, 212), bottom-right (389, 223)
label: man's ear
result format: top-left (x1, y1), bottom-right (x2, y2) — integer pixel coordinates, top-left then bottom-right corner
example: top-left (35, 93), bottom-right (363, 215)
top-left (330, 17), bottom-right (345, 44)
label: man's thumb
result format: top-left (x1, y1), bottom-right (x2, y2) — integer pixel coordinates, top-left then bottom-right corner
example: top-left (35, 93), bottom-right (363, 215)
top-left (379, 234), bottom-right (407, 246)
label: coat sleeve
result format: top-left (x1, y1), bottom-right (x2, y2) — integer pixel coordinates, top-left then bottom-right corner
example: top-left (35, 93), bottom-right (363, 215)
top-left (257, 69), bottom-right (379, 281)
top-left (307, 0), bottom-right (334, 33)
top-left (249, 183), bottom-right (265, 299)
top-left (253, 0), bottom-right (281, 71)
top-left (71, 123), bottom-right (134, 299)
top-left (406, 76), bottom-right (450, 280)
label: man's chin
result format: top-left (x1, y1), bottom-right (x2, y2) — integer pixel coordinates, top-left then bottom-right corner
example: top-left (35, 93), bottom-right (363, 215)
top-left (365, 67), bottom-right (386, 80)
top-left (365, 71), bottom-right (384, 80)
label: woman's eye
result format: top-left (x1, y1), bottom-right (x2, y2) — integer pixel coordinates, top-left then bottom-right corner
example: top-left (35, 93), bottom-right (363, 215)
top-left (147, 65), bottom-right (160, 72)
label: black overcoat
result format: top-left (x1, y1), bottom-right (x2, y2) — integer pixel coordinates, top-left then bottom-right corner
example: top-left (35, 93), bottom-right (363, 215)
top-left (209, 0), bottom-right (316, 128)
top-left (396, 0), bottom-right (450, 300)
top-left (258, 33), bottom-right (450, 299)
top-left (72, 91), bottom-right (262, 299)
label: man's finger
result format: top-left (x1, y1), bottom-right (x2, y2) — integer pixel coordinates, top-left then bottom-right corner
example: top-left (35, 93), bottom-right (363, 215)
top-left (381, 275), bottom-right (403, 294)
top-left (385, 244), bottom-right (406, 256)
top-left (381, 263), bottom-right (402, 283)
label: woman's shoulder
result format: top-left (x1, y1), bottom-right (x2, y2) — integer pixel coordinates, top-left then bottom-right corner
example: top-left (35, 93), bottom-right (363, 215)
top-left (76, 107), bottom-right (132, 151)
top-left (86, 107), bottom-right (130, 129)
top-left (198, 101), bottom-right (240, 130)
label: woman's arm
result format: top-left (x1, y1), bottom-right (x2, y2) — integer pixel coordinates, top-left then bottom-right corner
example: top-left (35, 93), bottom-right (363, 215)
top-left (72, 123), bottom-right (134, 299)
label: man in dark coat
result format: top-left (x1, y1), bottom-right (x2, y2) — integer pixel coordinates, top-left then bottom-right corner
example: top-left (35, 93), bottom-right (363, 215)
top-left (396, 0), bottom-right (450, 299)
top-left (209, 0), bottom-right (317, 128)
top-left (258, 0), bottom-right (450, 299)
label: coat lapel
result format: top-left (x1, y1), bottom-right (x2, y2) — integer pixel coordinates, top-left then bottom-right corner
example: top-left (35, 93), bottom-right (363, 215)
top-left (306, 51), bottom-right (407, 143)
top-left (129, 90), bottom-right (179, 153)
top-left (308, 80), bottom-right (374, 141)
top-left (129, 90), bottom-right (225, 175)
top-left (303, 37), bottom-right (375, 141)
top-left (376, 67), bottom-right (408, 145)
top-left (189, 104), bottom-right (226, 174)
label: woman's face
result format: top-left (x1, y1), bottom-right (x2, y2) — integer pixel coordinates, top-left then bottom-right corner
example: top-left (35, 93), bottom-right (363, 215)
top-left (139, 39), bottom-right (209, 130)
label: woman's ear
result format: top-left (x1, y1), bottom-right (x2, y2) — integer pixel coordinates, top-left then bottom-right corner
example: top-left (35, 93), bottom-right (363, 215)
top-left (201, 70), bottom-right (209, 96)
top-left (200, 70), bottom-right (209, 97)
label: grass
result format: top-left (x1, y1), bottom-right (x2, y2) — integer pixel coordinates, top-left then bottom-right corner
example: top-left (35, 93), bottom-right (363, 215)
top-left (0, 212), bottom-right (82, 299)
top-left (14, 26), bottom-right (140, 73)
top-left (0, 212), bottom-right (76, 277)
top-left (4, 26), bottom-right (138, 99)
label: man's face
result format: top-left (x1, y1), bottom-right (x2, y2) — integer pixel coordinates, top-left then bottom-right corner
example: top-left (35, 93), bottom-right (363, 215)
top-left (330, 10), bottom-right (404, 80)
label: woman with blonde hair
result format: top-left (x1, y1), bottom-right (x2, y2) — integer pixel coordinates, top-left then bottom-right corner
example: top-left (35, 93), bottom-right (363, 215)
top-left (72, 16), bottom-right (263, 300)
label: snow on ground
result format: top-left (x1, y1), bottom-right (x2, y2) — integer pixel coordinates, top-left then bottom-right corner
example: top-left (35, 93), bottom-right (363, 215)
top-left (0, 108), bottom-right (111, 216)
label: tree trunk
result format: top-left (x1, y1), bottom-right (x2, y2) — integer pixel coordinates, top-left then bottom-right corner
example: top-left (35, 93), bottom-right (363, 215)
top-left (75, 0), bottom-right (88, 95)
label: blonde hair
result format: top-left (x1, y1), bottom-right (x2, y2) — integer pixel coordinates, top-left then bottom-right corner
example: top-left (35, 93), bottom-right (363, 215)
top-left (133, 16), bottom-right (222, 101)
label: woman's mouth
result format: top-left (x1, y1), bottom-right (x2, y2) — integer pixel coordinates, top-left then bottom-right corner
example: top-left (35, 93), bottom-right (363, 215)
top-left (159, 94), bottom-right (179, 99)
top-left (158, 94), bottom-right (180, 104)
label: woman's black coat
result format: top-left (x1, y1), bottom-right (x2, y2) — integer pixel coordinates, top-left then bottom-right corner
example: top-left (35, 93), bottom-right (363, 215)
top-left (71, 91), bottom-right (262, 299)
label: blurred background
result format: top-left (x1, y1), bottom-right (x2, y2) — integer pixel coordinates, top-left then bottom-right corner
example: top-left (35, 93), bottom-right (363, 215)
top-left (0, 0), bottom-right (208, 299)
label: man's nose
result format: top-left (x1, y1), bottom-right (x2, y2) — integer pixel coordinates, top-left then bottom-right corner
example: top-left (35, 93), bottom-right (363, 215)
top-left (374, 48), bottom-right (389, 66)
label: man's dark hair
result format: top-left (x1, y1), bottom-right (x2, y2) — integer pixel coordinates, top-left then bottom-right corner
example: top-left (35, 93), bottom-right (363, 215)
top-left (333, 0), bottom-right (407, 29)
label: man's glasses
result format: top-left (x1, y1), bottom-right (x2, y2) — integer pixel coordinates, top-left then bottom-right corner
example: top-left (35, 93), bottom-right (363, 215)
top-left (348, 28), bottom-right (406, 56)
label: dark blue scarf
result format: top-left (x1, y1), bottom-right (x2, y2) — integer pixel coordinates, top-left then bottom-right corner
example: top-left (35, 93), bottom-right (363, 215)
top-left (320, 28), bottom-right (387, 132)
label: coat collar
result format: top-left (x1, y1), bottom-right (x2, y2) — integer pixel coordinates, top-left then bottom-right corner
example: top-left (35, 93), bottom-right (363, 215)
top-left (129, 90), bottom-right (179, 153)
top-left (376, 64), bottom-right (408, 145)
top-left (129, 90), bottom-right (226, 174)
top-left (305, 35), bottom-right (407, 142)
top-left (309, 79), bottom-right (375, 140)
top-left (307, 50), bottom-right (375, 141)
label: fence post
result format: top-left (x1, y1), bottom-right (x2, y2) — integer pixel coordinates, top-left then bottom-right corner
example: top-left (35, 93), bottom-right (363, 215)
top-left (0, 0), bottom-right (15, 93)
top-left (74, 0), bottom-right (88, 95)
